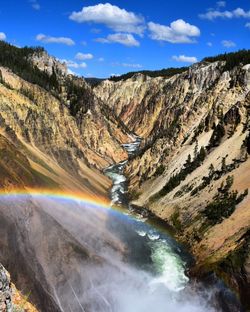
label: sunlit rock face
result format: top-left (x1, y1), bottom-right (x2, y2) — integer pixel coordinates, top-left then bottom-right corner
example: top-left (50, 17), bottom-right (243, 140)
top-left (29, 50), bottom-right (68, 77)
top-left (0, 64), bottom-right (131, 196)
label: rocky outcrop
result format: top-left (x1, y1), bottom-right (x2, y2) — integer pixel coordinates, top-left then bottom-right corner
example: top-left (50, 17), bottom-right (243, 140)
top-left (0, 265), bottom-right (11, 312)
top-left (0, 264), bottom-right (39, 312)
top-left (95, 60), bottom-right (250, 309)
top-left (29, 50), bottom-right (68, 77)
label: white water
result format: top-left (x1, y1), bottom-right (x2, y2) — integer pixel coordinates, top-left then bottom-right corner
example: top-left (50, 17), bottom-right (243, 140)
top-left (101, 137), bottom-right (219, 312)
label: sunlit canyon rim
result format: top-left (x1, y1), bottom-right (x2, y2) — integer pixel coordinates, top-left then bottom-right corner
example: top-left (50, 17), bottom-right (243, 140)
top-left (0, 41), bottom-right (249, 312)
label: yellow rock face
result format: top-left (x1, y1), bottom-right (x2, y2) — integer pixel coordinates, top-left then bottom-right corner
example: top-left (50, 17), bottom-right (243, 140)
top-left (0, 66), bottom-right (130, 196)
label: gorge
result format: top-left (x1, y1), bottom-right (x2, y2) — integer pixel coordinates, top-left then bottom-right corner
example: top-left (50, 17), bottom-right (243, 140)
top-left (0, 42), bottom-right (249, 311)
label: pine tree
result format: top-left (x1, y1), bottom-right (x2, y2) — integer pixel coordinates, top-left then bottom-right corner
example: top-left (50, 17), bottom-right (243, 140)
top-left (194, 140), bottom-right (199, 158)
top-left (0, 69), bottom-right (3, 84)
top-left (221, 157), bottom-right (227, 172)
top-left (198, 146), bottom-right (206, 162)
top-left (208, 164), bottom-right (215, 178)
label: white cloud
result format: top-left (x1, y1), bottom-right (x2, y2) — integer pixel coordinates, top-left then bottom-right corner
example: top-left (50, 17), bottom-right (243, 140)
top-left (172, 55), bottom-right (198, 63)
top-left (246, 22), bottom-right (250, 29)
top-left (95, 33), bottom-right (140, 47)
top-left (207, 42), bottom-right (213, 47)
top-left (112, 62), bottom-right (142, 68)
top-left (148, 19), bottom-right (200, 43)
top-left (221, 40), bottom-right (236, 47)
top-left (29, 0), bottom-right (40, 10)
top-left (69, 3), bottom-right (145, 35)
top-left (67, 68), bottom-right (77, 75)
top-left (98, 57), bottom-right (105, 62)
top-left (0, 32), bottom-right (6, 41)
top-left (36, 34), bottom-right (75, 45)
top-left (217, 1), bottom-right (226, 8)
top-left (199, 7), bottom-right (250, 20)
top-left (61, 59), bottom-right (87, 69)
top-left (122, 63), bottom-right (142, 68)
top-left (79, 62), bottom-right (87, 68)
top-left (75, 52), bottom-right (93, 60)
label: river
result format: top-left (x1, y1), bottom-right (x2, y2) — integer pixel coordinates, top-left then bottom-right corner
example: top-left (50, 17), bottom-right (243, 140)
top-left (103, 136), bottom-right (243, 312)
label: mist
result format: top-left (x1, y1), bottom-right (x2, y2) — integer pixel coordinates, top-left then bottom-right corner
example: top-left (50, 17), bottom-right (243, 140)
top-left (0, 194), bottom-right (231, 311)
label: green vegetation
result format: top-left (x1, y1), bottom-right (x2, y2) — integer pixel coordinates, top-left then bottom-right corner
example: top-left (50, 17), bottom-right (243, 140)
top-left (154, 164), bottom-right (166, 176)
top-left (0, 41), bottom-right (59, 92)
top-left (191, 155), bottom-right (248, 196)
top-left (64, 78), bottom-right (92, 116)
top-left (151, 146), bottom-right (207, 200)
top-left (242, 133), bottom-right (250, 154)
top-left (109, 67), bottom-right (188, 82)
top-left (174, 183), bottom-right (194, 198)
top-left (170, 209), bottom-right (182, 232)
top-left (203, 49), bottom-right (250, 71)
top-left (85, 77), bottom-right (105, 87)
top-left (203, 176), bottom-right (248, 225)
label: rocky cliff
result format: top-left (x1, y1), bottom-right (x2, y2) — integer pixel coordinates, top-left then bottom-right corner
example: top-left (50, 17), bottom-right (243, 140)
top-left (95, 57), bottom-right (250, 309)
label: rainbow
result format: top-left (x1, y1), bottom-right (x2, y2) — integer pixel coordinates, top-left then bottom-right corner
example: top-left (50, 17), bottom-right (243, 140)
top-left (0, 188), bottom-right (174, 235)
top-left (0, 188), bottom-right (177, 254)
top-left (0, 188), bottom-right (113, 210)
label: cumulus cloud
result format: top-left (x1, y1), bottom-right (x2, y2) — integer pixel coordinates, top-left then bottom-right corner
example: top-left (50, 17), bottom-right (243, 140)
top-left (36, 34), bottom-right (75, 45)
top-left (69, 3), bottom-right (145, 35)
top-left (207, 42), bottom-right (213, 47)
top-left (95, 33), bottom-right (140, 47)
top-left (29, 0), bottom-right (40, 10)
top-left (148, 19), bottom-right (200, 43)
top-left (199, 7), bottom-right (250, 20)
top-left (75, 52), bottom-right (93, 60)
top-left (0, 32), bottom-right (6, 41)
top-left (221, 40), bottom-right (236, 47)
top-left (60, 59), bottom-right (87, 69)
top-left (172, 55), bottom-right (198, 63)
top-left (246, 22), bottom-right (250, 29)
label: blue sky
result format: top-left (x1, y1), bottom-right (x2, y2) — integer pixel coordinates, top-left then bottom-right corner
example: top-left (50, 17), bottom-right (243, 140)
top-left (0, 0), bottom-right (250, 78)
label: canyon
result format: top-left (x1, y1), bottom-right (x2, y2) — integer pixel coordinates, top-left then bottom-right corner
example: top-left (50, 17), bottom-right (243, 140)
top-left (95, 59), bottom-right (250, 309)
top-left (0, 42), bottom-right (249, 311)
